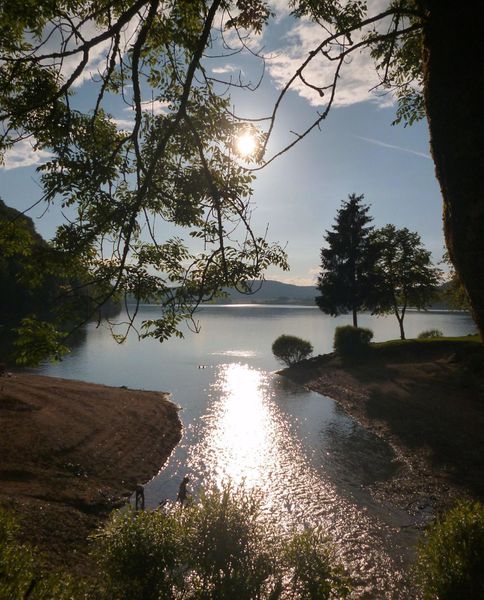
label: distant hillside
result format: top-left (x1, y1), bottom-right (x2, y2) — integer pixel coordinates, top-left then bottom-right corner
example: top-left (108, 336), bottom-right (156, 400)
top-left (212, 280), bottom-right (317, 305)
top-left (209, 279), bottom-right (470, 311)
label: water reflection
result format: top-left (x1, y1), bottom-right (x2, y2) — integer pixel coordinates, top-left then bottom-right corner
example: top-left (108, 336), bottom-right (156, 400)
top-left (149, 363), bottom-right (414, 598)
top-left (202, 364), bottom-right (272, 488)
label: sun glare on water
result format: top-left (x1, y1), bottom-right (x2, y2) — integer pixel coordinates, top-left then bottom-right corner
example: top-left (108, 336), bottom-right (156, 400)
top-left (235, 131), bottom-right (257, 158)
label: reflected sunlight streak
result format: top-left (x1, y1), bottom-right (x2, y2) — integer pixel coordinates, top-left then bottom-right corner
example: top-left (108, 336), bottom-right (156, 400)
top-left (210, 364), bottom-right (274, 488)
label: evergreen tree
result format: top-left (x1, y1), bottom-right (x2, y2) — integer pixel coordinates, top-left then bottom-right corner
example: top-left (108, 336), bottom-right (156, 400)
top-left (316, 194), bottom-right (380, 327)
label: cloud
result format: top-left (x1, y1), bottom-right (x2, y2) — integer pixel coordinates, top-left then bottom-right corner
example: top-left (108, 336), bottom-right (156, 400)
top-left (1, 139), bottom-right (53, 170)
top-left (123, 99), bottom-right (171, 116)
top-left (355, 135), bottom-right (431, 159)
top-left (265, 0), bottom-right (399, 109)
top-left (267, 0), bottom-right (293, 21)
top-left (212, 64), bottom-right (241, 74)
top-left (278, 268), bottom-right (319, 287)
top-left (111, 118), bottom-right (134, 131)
top-left (267, 19), bottom-right (394, 109)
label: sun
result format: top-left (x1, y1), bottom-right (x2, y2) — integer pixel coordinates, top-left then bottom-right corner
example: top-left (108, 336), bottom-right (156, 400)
top-left (235, 130), bottom-right (257, 158)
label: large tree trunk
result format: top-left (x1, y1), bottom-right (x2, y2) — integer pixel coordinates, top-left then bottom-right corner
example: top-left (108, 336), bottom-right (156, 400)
top-left (421, 3), bottom-right (484, 339)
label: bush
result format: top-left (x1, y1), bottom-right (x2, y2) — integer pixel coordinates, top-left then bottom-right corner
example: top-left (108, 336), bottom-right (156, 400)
top-left (417, 329), bottom-right (443, 339)
top-left (94, 485), bottom-right (350, 599)
top-left (0, 488), bottom-right (351, 599)
top-left (0, 508), bottom-right (84, 600)
top-left (415, 500), bottom-right (484, 599)
top-left (333, 325), bottom-right (373, 357)
top-left (272, 334), bottom-right (313, 367)
top-left (283, 528), bottom-right (350, 599)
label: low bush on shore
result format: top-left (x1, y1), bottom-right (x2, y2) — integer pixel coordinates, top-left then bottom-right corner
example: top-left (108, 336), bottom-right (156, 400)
top-left (333, 325), bottom-right (373, 358)
top-left (417, 329), bottom-right (443, 339)
top-left (272, 335), bottom-right (313, 367)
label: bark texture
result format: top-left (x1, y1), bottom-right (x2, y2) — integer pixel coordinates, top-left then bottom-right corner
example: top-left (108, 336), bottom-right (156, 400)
top-left (421, 2), bottom-right (484, 338)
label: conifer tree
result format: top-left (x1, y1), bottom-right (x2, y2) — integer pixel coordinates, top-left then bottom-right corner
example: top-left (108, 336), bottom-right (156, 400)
top-left (316, 194), bottom-right (380, 327)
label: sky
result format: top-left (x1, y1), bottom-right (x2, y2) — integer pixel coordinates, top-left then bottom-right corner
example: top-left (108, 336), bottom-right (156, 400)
top-left (0, 1), bottom-right (445, 287)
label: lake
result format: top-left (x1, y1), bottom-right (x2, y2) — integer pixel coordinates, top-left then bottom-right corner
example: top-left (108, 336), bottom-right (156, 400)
top-left (37, 305), bottom-right (475, 598)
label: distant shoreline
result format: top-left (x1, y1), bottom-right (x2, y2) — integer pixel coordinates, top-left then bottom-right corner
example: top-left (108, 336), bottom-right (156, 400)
top-left (127, 301), bottom-right (470, 314)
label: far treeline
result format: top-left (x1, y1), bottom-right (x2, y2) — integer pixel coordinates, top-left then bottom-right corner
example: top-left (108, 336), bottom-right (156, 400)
top-left (0, 199), bottom-right (120, 364)
top-left (315, 193), bottom-right (465, 340)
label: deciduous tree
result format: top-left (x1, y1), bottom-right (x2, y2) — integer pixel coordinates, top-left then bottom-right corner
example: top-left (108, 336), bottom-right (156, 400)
top-left (373, 225), bottom-right (441, 340)
top-left (0, 1), bottom-right (287, 360)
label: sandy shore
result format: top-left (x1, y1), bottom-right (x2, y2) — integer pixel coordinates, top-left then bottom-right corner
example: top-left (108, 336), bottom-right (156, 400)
top-left (0, 373), bottom-right (182, 571)
top-left (281, 344), bottom-right (484, 519)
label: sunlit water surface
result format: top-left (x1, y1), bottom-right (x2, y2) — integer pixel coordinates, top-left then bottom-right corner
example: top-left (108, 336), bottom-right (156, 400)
top-left (38, 306), bottom-right (475, 598)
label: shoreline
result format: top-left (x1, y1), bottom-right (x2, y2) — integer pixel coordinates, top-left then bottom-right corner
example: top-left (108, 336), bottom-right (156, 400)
top-left (281, 343), bottom-right (484, 519)
top-left (0, 373), bottom-right (182, 572)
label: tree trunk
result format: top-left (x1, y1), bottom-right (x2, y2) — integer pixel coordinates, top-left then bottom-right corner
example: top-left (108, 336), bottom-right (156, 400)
top-left (397, 316), bottom-right (405, 341)
top-left (352, 306), bottom-right (357, 327)
top-left (421, 2), bottom-right (484, 339)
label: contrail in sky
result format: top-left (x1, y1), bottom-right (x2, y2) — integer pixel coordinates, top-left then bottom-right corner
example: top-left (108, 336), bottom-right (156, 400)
top-left (355, 135), bottom-right (432, 160)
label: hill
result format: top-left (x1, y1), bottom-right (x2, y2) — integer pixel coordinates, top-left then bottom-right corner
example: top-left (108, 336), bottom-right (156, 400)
top-left (212, 280), bottom-right (317, 305)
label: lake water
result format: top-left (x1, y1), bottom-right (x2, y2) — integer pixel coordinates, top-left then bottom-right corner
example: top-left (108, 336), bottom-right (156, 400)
top-left (37, 306), bottom-right (475, 598)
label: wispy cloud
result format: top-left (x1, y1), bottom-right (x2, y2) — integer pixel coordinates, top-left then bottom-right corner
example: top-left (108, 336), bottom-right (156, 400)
top-left (212, 64), bottom-right (241, 75)
top-left (58, 16), bottom-right (141, 88)
top-left (267, 24), bottom-right (393, 108)
top-left (278, 268), bottom-right (319, 287)
top-left (1, 139), bottom-right (52, 170)
top-left (265, 1), bottom-right (395, 109)
top-left (355, 135), bottom-right (431, 159)
top-left (123, 99), bottom-right (170, 116)
top-left (111, 118), bottom-right (134, 131)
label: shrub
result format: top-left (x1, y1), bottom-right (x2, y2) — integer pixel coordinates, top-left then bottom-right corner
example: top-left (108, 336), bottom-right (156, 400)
top-left (283, 528), bottom-right (350, 599)
top-left (272, 334), bottom-right (313, 367)
top-left (333, 325), bottom-right (373, 357)
top-left (414, 500), bottom-right (484, 599)
top-left (94, 485), bottom-right (350, 599)
top-left (0, 508), bottom-right (85, 600)
top-left (417, 329), bottom-right (443, 339)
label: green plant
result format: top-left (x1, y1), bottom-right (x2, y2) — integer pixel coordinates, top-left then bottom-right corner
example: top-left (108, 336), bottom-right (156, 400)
top-left (272, 334), bottom-right (313, 367)
top-left (333, 325), bottom-right (373, 357)
top-left (417, 329), bottom-right (443, 339)
top-left (283, 528), bottom-right (350, 599)
top-left (415, 500), bottom-right (484, 599)
top-left (94, 485), bottom-right (350, 599)
top-left (0, 508), bottom-right (84, 600)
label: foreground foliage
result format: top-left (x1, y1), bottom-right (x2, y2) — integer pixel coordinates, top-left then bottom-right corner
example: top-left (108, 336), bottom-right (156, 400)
top-left (0, 508), bottom-right (83, 599)
top-left (415, 500), bottom-right (484, 600)
top-left (1, 488), bottom-right (350, 599)
top-left (272, 335), bottom-right (313, 367)
top-left (94, 487), bottom-right (350, 599)
top-left (3, 491), bottom-right (484, 599)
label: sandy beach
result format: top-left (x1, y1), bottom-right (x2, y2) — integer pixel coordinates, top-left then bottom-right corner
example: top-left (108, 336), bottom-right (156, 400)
top-left (0, 373), bottom-right (182, 571)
